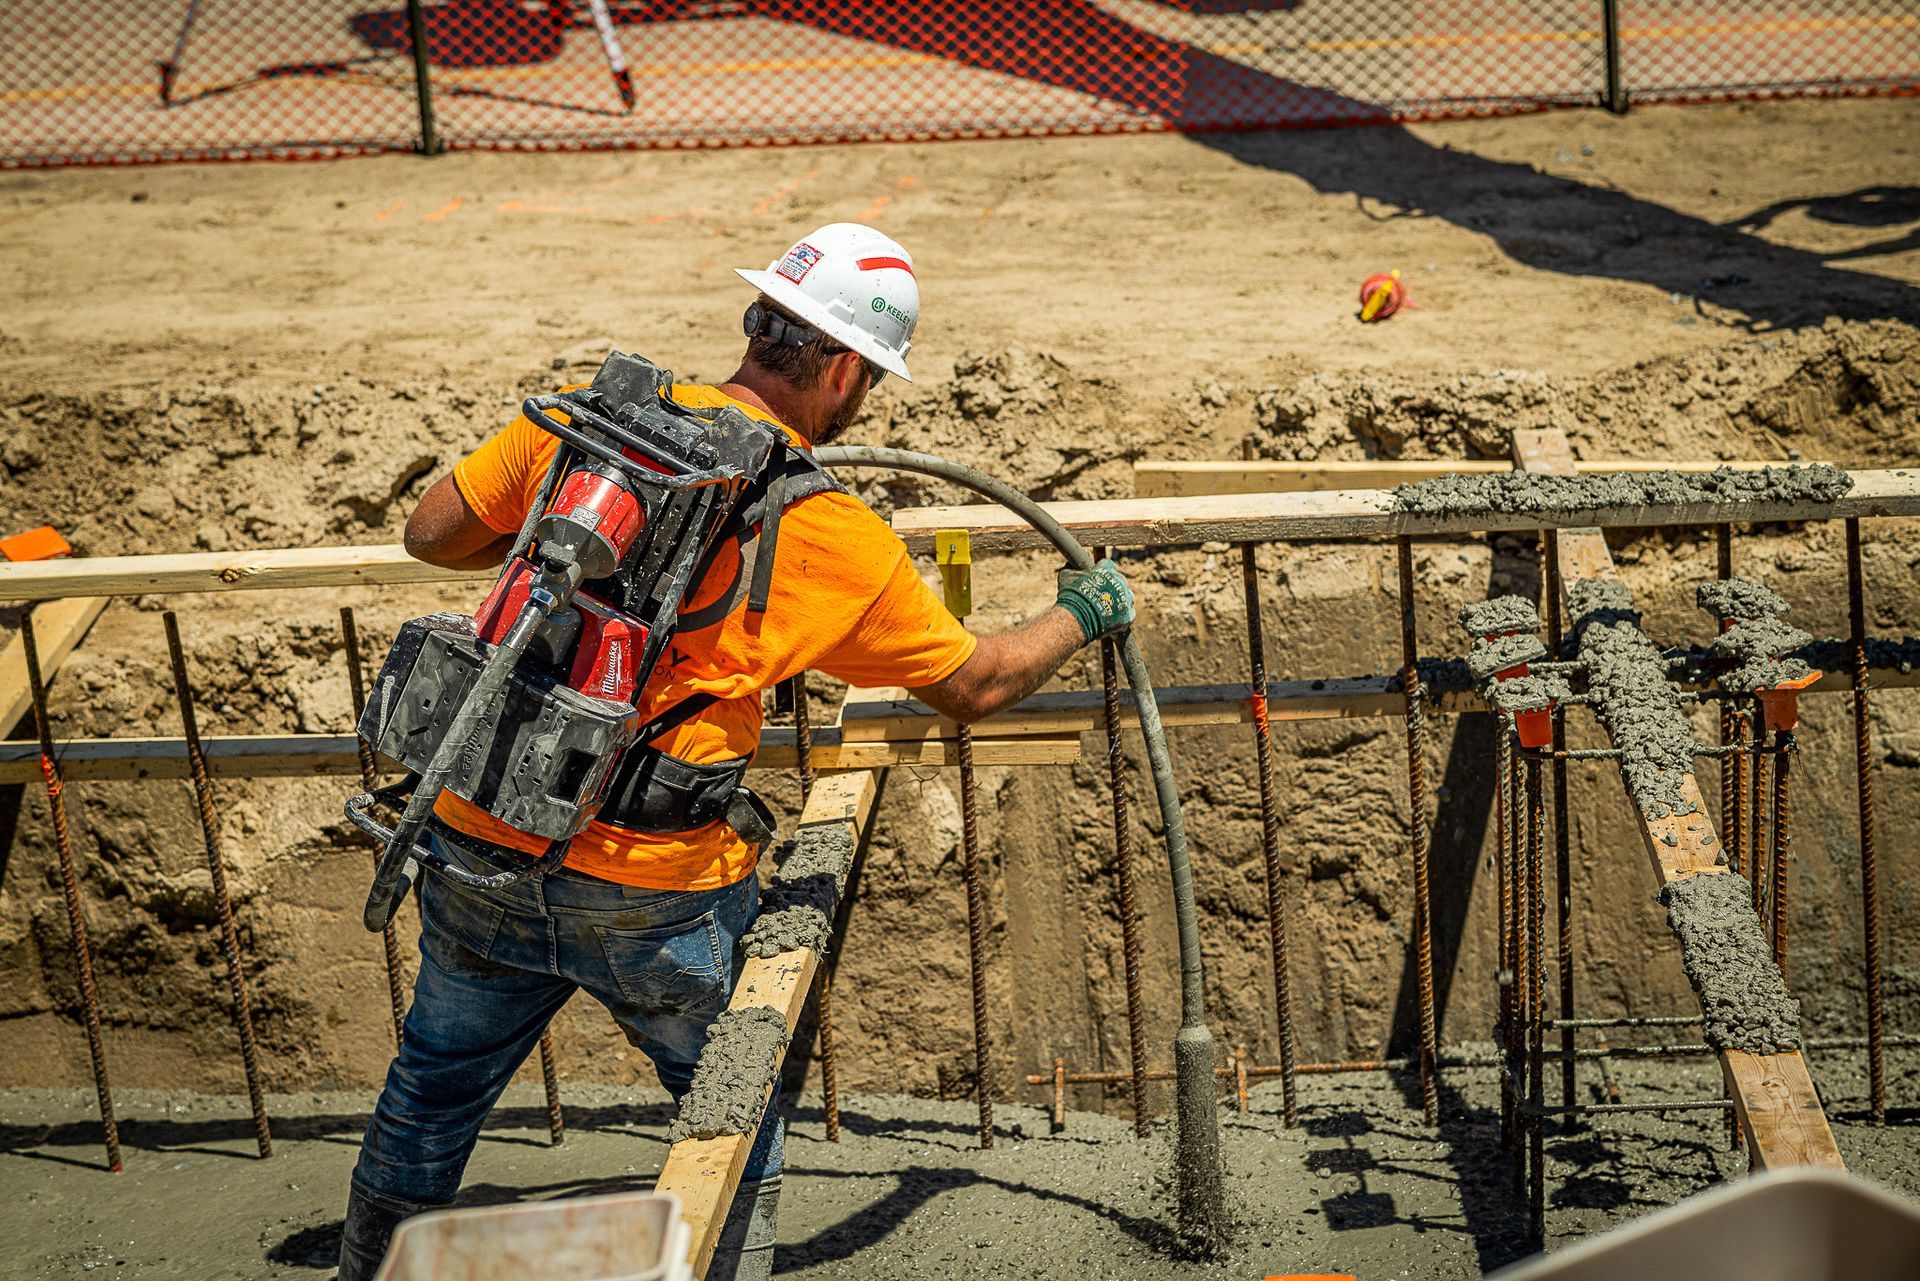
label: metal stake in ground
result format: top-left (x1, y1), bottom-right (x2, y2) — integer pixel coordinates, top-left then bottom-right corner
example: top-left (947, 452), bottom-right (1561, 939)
top-left (21, 609), bottom-right (122, 1172)
top-left (1495, 716), bottom-right (1515, 1153)
top-left (1239, 542), bottom-right (1298, 1127)
top-left (1396, 537), bottom-right (1440, 1126)
top-left (957, 720), bottom-right (993, 1149)
top-left (1845, 518), bottom-right (1886, 1123)
top-left (1771, 730), bottom-right (1794, 980)
top-left (340, 607), bottom-right (407, 1049)
top-left (1526, 753), bottom-right (1546, 1246)
top-left (539, 1028), bottom-right (565, 1146)
top-left (938, 529), bottom-right (993, 1150)
top-left (1097, 548), bottom-right (1149, 1137)
top-left (1544, 532), bottom-right (1576, 1119)
top-left (161, 611), bottom-right (272, 1159)
top-left (1509, 726), bottom-right (1532, 1199)
top-left (788, 670), bottom-right (842, 1143)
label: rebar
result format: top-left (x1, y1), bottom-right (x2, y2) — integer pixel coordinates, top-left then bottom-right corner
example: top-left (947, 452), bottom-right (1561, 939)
top-left (956, 721), bottom-right (993, 1149)
top-left (340, 608), bottom-right (407, 1050)
top-left (1396, 537), bottom-right (1439, 1127)
top-left (1239, 542), bottom-right (1297, 1127)
top-left (1593, 1036), bottom-right (1623, 1105)
top-left (816, 967), bottom-right (839, 1143)
top-left (1051, 1057), bottom-right (1067, 1133)
top-left (1496, 716), bottom-right (1515, 1150)
top-left (1099, 608), bottom-right (1150, 1137)
top-left (789, 671), bottom-right (840, 1143)
top-left (162, 611), bottom-right (271, 1159)
top-left (1507, 717), bottom-right (1531, 1184)
top-left (1771, 730), bottom-right (1793, 980)
top-left (1544, 531), bottom-right (1575, 1119)
top-left (20, 611), bottom-right (122, 1173)
top-left (1728, 522), bottom-right (1743, 871)
top-left (1846, 518), bottom-right (1886, 1124)
top-left (538, 1027), bottom-right (564, 1145)
top-left (1750, 704), bottom-right (1769, 920)
top-left (1526, 754), bottom-right (1546, 1245)
top-left (1233, 1044), bottom-right (1250, 1114)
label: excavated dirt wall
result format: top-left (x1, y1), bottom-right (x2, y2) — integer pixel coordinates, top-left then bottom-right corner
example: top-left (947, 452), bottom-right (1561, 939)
top-left (2, 325), bottom-right (1918, 1120)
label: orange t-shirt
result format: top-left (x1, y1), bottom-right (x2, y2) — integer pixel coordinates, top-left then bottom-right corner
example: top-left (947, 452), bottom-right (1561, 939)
top-left (433, 383), bottom-right (976, 891)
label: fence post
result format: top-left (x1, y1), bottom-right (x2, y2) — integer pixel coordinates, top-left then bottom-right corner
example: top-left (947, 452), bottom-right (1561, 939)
top-left (1601, 0), bottom-right (1629, 114)
top-left (405, 0), bottom-right (442, 154)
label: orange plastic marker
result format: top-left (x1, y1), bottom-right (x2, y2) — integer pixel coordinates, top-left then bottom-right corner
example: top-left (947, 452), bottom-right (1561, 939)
top-left (1358, 269), bottom-right (1406, 322)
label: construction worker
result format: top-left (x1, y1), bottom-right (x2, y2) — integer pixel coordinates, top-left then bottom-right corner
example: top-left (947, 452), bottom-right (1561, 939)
top-left (337, 223), bottom-right (1134, 1281)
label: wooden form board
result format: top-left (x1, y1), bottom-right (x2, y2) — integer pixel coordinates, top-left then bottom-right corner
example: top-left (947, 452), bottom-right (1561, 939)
top-left (1134, 458), bottom-right (1822, 498)
top-left (889, 468), bottom-right (1920, 554)
top-left (654, 769), bottom-right (880, 1278)
top-left (1, 468), bottom-right (1912, 601)
top-left (0, 728), bottom-right (1080, 786)
top-left (1, 596), bottom-right (107, 735)
top-left (0, 544), bottom-right (490, 603)
top-left (1512, 427), bottom-right (1844, 1172)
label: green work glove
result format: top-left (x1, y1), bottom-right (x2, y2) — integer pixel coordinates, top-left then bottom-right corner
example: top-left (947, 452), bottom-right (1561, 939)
top-left (1056, 559), bottom-right (1134, 645)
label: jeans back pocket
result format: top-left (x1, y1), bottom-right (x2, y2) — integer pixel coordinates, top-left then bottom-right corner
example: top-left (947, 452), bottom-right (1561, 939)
top-left (595, 911), bottom-right (728, 1016)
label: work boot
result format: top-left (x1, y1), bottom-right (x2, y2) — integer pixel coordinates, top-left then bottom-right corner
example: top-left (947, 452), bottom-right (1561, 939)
top-left (707, 1174), bottom-right (780, 1281)
top-left (336, 1180), bottom-right (437, 1281)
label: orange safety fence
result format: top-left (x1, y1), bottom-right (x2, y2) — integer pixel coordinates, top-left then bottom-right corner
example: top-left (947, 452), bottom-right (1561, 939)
top-left (3, 1), bottom-right (1916, 167)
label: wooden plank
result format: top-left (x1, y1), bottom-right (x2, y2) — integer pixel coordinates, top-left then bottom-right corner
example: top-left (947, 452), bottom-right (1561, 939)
top-left (1, 468), bottom-right (1912, 601)
top-left (0, 729), bottom-right (1081, 785)
top-left (1513, 427), bottom-right (1845, 1172)
top-left (1724, 1051), bottom-right (1849, 1171)
top-left (655, 770), bottom-right (881, 1278)
top-left (1134, 457), bottom-right (1821, 498)
top-left (0, 544), bottom-right (491, 603)
top-left (1, 596), bottom-right (107, 734)
top-left (888, 468), bottom-right (1920, 554)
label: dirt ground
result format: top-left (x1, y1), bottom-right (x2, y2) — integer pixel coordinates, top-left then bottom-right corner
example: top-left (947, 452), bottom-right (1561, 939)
top-left (4, 95), bottom-right (1920, 1272)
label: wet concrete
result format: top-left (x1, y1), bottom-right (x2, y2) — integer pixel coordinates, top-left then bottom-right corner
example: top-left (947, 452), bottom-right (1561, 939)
top-left (1467, 632), bottom-right (1548, 681)
top-left (1566, 578), bottom-right (1698, 820)
top-left (1458, 595), bottom-right (1541, 637)
top-left (742, 825), bottom-right (859, 960)
top-left (1486, 674), bottom-right (1569, 714)
top-left (669, 1006), bottom-right (792, 1142)
top-left (1710, 604), bottom-right (1815, 692)
top-left (1695, 577), bottom-right (1788, 623)
top-left (1659, 873), bottom-right (1803, 1054)
top-left (1390, 464), bottom-right (1853, 517)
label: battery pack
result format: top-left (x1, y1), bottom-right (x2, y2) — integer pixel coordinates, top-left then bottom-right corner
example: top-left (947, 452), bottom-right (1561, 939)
top-left (360, 613), bottom-right (640, 840)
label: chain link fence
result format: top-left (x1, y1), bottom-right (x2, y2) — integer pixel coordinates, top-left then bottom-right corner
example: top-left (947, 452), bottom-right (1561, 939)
top-left (4, 1), bottom-right (1916, 167)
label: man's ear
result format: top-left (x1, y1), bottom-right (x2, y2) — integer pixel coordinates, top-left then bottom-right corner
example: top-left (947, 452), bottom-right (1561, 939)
top-left (831, 349), bottom-right (865, 397)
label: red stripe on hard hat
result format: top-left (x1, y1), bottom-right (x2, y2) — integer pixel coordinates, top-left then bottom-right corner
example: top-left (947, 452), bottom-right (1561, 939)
top-left (856, 256), bottom-right (914, 277)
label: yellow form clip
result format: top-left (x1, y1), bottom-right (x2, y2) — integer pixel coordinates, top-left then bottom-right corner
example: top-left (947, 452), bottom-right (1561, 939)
top-left (935, 528), bottom-right (972, 619)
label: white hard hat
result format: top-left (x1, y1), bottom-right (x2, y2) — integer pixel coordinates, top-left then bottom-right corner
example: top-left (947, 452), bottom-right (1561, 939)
top-left (735, 223), bottom-right (919, 382)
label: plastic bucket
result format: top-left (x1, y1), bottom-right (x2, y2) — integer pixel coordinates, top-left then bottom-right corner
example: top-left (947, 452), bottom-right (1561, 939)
top-left (375, 1191), bottom-right (690, 1281)
top-left (1491, 1170), bottom-right (1920, 1281)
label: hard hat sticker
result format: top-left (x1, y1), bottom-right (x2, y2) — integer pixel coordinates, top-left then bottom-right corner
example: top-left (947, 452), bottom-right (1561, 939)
top-left (775, 242), bottom-right (823, 284)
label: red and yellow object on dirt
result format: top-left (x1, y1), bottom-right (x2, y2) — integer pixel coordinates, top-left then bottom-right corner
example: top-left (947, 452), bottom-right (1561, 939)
top-left (1358, 269), bottom-right (1407, 322)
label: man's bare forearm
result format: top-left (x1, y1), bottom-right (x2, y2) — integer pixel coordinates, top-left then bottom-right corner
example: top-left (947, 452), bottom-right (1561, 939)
top-left (909, 607), bottom-right (1085, 725)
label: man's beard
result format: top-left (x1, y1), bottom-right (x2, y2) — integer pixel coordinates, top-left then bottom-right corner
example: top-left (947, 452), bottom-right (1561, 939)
top-left (814, 391), bottom-right (864, 445)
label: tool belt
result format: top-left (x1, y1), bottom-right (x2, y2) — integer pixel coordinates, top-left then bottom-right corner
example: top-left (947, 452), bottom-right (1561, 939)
top-left (598, 749), bottom-right (750, 835)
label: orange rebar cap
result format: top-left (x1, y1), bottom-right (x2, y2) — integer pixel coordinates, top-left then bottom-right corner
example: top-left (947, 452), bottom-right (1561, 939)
top-left (0, 525), bottom-right (70, 563)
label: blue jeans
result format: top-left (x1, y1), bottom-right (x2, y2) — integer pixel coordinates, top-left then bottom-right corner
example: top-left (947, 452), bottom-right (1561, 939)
top-left (351, 828), bottom-right (784, 1208)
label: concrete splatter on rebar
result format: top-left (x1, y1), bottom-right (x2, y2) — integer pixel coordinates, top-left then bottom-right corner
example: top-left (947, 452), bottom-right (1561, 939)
top-left (1566, 578), bottom-right (1698, 820)
top-left (1696, 577), bottom-right (1789, 623)
top-left (1390, 464), bottom-right (1853, 517)
top-left (1660, 873), bottom-right (1803, 1054)
top-left (1458, 595), bottom-right (1541, 637)
top-left (740, 824), bottom-right (858, 960)
top-left (1487, 674), bottom-right (1570, 714)
top-left (1468, 632), bottom-right (1549, 681)
top-left (668, 1006), bottom-right (791, 1142)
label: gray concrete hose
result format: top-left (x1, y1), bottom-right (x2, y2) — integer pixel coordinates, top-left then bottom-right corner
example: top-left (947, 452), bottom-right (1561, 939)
top-left (815, 444), bottom-right (1227, 1249)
